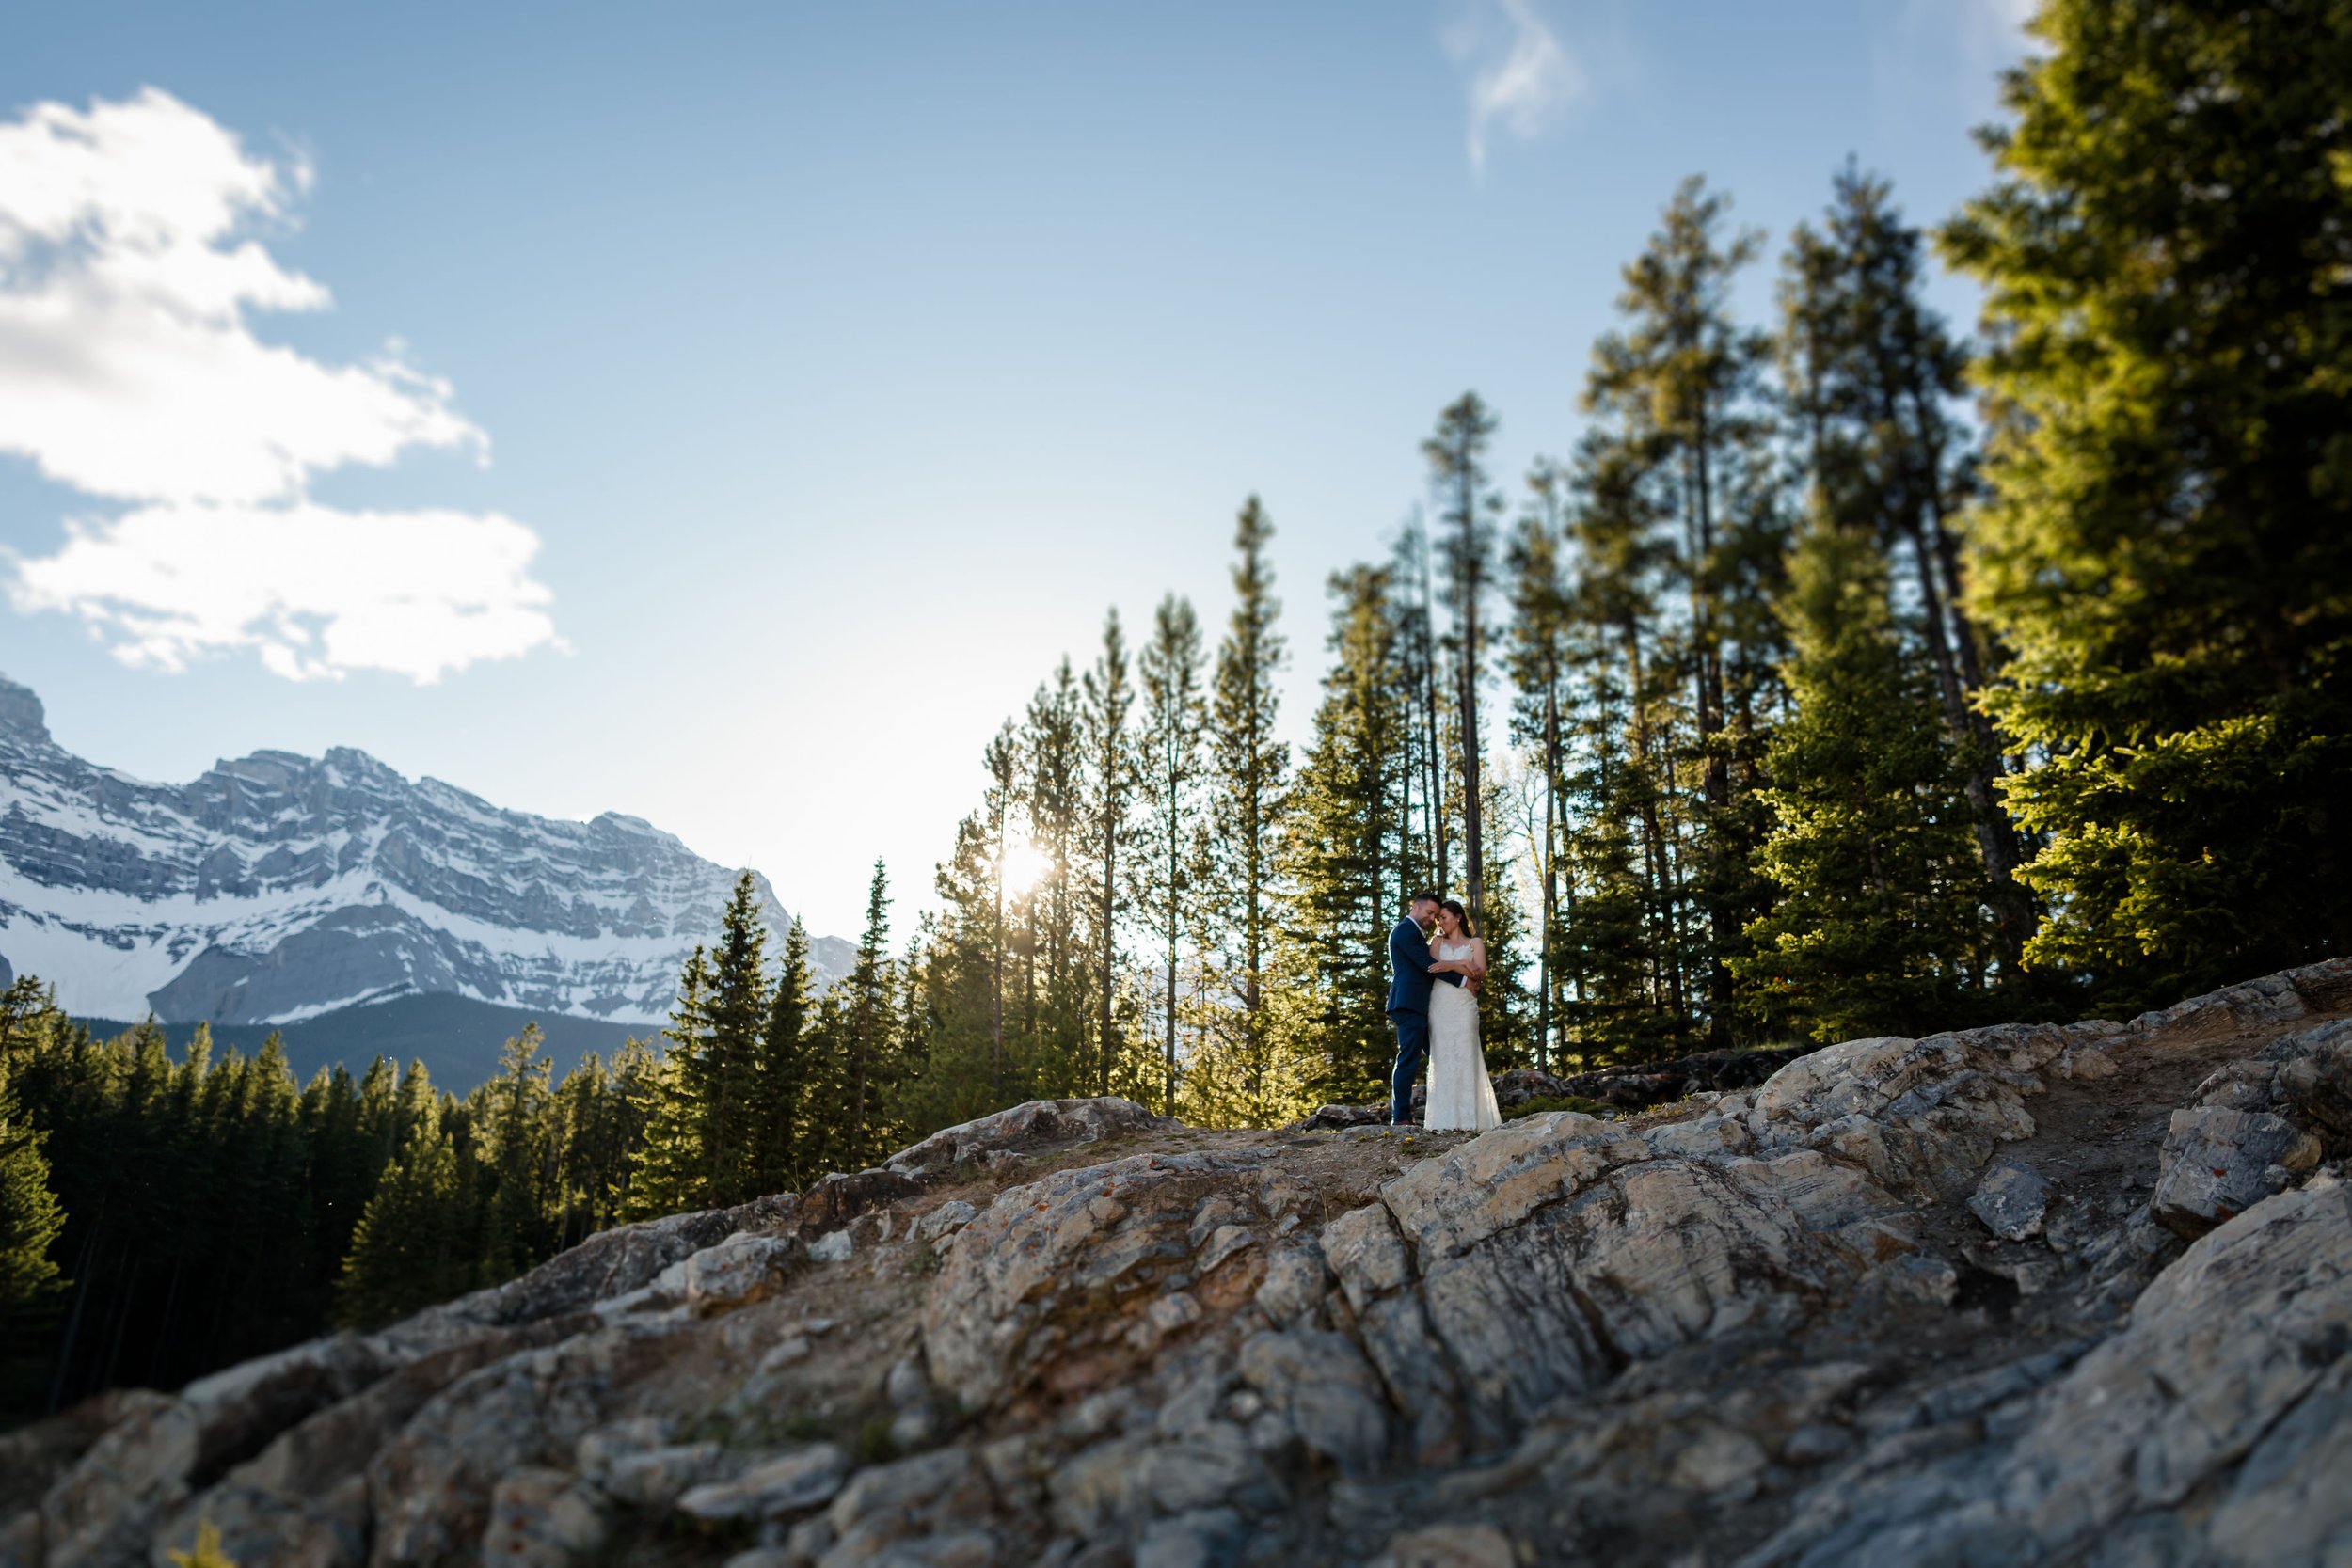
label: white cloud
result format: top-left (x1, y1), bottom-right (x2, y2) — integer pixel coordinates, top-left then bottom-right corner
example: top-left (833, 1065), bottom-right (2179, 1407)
top-left (1444, 0), bottom-right (1586, 176)
top-left (11, 499), bottom-right (560, 684)
top-left (0, 88), bottom-right (559, 681)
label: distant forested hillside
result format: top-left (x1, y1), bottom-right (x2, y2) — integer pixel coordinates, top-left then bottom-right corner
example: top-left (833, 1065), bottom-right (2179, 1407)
top-left (74, 995), bottom-right (646, 1097)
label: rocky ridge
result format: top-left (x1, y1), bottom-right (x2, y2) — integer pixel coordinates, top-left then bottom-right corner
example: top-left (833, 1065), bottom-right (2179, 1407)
top-left (4, 961), bottom-right (2350, 1566)
top-left (0, 674), bottom-right (850, 1026)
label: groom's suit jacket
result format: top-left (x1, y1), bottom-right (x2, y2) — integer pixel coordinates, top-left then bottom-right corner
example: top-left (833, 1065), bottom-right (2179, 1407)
top-left (1386, 918), bottom-right (1463, 1015)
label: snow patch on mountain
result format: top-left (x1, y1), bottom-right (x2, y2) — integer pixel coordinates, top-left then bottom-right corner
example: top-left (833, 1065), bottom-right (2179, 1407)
top-left (0, 673), bottom-right (851, 1025)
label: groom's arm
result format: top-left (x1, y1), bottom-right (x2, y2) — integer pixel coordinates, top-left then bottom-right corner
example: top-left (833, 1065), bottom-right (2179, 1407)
top-left (1394, 922), bottom-right (1463, 986)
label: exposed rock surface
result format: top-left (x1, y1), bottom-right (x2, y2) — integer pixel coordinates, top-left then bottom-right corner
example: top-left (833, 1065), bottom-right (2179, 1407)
top-left (6, 958), bottom-right (2351, 1566)
top-left (1302, 1043), bottom-right (1827, 1128)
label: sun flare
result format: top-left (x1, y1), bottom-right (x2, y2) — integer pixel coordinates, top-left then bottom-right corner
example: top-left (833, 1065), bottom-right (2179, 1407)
top-left (999, 836), bottom-right (1051, 895)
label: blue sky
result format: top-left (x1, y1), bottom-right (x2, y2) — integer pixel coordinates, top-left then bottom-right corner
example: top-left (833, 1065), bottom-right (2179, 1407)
top-left (0, 0), bottom-right (2028, 939)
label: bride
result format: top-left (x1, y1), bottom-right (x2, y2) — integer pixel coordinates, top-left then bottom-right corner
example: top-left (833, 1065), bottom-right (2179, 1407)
top-left (1424, 898), bottom-right (1502, 1132)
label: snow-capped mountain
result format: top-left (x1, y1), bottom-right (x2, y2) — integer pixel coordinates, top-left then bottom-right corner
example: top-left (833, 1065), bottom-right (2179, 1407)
top-left (0, 674), bottom-right (851, 1028)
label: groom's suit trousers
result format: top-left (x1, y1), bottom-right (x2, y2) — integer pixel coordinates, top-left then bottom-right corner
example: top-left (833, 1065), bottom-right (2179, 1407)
top-left (1388, 1007), bottom-right (1429, 1125)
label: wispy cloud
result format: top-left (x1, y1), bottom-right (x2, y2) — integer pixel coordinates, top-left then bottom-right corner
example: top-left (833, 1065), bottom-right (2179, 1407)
top-left (1956, 0), bottom-right (2038, 64)
top-left (1443, 0), bottom-right (1587, 176)
top-left (1873, 0), bottom-right (2038, 124)
top-left (0, 88), bottom-right (560, 682)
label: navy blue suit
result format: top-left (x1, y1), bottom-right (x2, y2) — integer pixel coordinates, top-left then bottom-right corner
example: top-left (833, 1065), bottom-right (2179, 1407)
top-left (1386, 917), bottom-right (1460, 1124)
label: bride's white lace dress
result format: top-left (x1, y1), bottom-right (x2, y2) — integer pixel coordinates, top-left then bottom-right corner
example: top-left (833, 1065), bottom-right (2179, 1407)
top-left (1424, 942), bottom-right (1502, 1132)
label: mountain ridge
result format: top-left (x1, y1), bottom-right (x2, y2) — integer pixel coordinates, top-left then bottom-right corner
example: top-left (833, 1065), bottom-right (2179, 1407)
top-left (0, 673), bottom-right (852, 1035)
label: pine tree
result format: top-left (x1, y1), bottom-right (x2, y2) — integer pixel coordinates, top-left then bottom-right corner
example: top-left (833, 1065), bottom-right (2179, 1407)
top-left (1586, 175), bottom-right (1772, 1042)
top-left (981, 721), bottom-right (1019, 1095)
top-left (831, 861), bottom-right (898, 1168)
top-left (1283, 563), bottom-right (1409, 1103)
top-left (626, 946), bottom-right (713, 1218)
top-left (1135, 594), bottom-right (1207, 1115)
top-left (1782, 165), bottom-right (2029, 963)
top-left (1206, 496), bottom-right (1293, 1114)
top-left (1940, 0), bottom-right (2352, 999)
top-left (479, 1025), bottom-right (555, 1280)
top-left (750, 920), bottom-right (816, 1194)
top-left (0, 1088), bottom-right (65, 1322)
top-left (700, 874), bottom-right (773, 1203)
top-left (337, 1132), bottom-right (472, 1329)
top-left (1562, 426), bottom-right (1697, 1051)
top-left (1391, 518), bottom-right (1448, 898)
top-left (1731, 519), bottom-right (1995, 1039)
top-left (1424, 393), bottom-right (1503, 925)
top-left (1023, 662), bottom-right (1087, 1082)
top-left (1508, 468), bottom-right (1576, 1069)
top-left (550, 1050), bottom-right (616, 1245)
top-left (1081, 610), bottom-right (1136, 1097)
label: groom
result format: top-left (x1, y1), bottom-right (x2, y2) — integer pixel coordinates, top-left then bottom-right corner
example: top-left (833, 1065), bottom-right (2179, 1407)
top-left (1386, 890), bottom-right (1465, 1127)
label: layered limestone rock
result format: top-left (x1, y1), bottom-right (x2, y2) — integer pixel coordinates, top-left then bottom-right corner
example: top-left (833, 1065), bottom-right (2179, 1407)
top-left (4, 958), bottom-right (2349, 1567)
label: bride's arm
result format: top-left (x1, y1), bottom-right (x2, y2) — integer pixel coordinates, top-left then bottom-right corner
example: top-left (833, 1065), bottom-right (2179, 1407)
top-left (1466, 939), bottom-right (1489, 977)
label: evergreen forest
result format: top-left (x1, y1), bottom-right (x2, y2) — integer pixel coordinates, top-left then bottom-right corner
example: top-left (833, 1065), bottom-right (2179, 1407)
top-left (3, 0), bottom-right (2346, 1419)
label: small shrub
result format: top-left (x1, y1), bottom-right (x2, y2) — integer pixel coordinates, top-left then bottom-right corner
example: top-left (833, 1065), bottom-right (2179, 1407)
top-left (855, 1418), bottom-right (901, 1465)
top-left (168, 1523), bottom-right (238, 1568)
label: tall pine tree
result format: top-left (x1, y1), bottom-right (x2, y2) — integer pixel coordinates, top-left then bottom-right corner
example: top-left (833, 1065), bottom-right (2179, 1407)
top-left (1134, 594), bottom-right (1207, 1115)
top-left (1283, 563), bottom-right (1409, 1103)
top-left (1731, 518), bottom-right (1994, 1040)
top-left (1424, 393), bottom-right (1503, 923)
top-left (1202, 497), bottom-right (1294, 1118)
top-left (1081, 610), bottom-right (1136, 1096)
top-left (1942, 0), bottom-right (2352, 999)
top-left (1586, 176), bottom-right (1773, 1042)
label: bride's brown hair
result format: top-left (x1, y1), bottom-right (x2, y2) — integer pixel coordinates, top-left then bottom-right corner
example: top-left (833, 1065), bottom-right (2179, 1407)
top-left (1440, 898), bottom-right (1476, 938)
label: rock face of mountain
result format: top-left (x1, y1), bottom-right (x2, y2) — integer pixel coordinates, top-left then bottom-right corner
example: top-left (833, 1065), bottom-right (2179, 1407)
top-left (0, 674), bottom-right (850, 1029)
top-left (6, 959), bottom-right (2349, 1567)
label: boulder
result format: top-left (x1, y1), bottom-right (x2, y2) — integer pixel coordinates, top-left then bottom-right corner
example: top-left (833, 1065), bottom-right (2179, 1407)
top-left (1292, 1102), bottom-right (1389, 1131)
top-left (480, 1467), bottom-right (610, 1568)
top-left (1968, 1160), bottom-right (2055, 1241)
top-left (657, 1231), bottom-right (799, 1315)
top-left (1236, 1329), bottom-right (1390, 1477)
top-left (797, 1168), bottom-right (927, 1239)
top-left (596, 1442), bottom-right (728, 1510)
top-left (365, 1317), bottom-right (689, 1564)
top-left (1134, 1507), bottom-right (1243, 1568)
top-left (152, 1325), bottom-right (555, 1568)
top-left (372, 1198), bottom-right (788, 1360)
top-left (1372, 1523), bottom-right (1518, 1568)
top-left (37, 1335), bottom-right (387, 1568)
top-left (1744, 1174), bottom-right (2352, 1564)
top-left (1750, 1030), bottom-right (2049, 1203)
top-left (675, 1444), bottom-right (850, 1524)
top-left (915, 1199), bottom-right (979, 1244)
top-left (823, 1447), bottom-right (997, 1561)
top-left (2199, 1016), bottom-right (2352, 1151)
top-left (883, 1098), bottom-right (1173, 1180)
top-left (1251, 1245), bottom-right (1329, 1327)
top-left (2150, 1106), bottom-right (2322, 1237)
top-left (922, 1149), bottom-right (1273, 1411)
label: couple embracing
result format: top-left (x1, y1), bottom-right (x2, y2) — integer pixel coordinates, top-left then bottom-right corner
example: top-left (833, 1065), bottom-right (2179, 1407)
top-left (1385, 890), bottom-right (1502, 1132)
